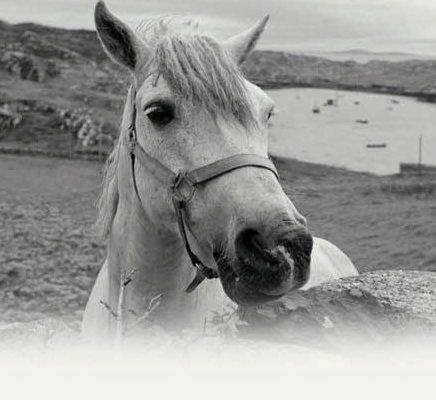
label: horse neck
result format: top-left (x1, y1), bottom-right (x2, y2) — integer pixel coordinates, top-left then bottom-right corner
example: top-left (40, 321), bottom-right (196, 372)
top-left (107, 197), bottom-right (191, 325)
top-left (106, 148), bottom-right (230, 332)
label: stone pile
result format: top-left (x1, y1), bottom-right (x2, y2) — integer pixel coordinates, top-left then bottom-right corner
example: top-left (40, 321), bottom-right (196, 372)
top-left (0, 51), bottom-right (48, 82)
top-left (58, 107), bottom-right (113, 147)
top-left (0, 103), bottom-right (23, 132)
top-left (0, 99), bottom-right (115, 148)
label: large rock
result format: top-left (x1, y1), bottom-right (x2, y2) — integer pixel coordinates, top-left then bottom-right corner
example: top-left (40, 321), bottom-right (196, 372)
top-left (239, 270), bottom-right (436, 351)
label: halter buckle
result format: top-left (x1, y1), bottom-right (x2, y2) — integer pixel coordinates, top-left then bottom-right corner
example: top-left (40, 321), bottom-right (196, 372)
top-left (172, 171), bottom-right (196, 203)
top-left (196, 263), bottom-right (219, 279)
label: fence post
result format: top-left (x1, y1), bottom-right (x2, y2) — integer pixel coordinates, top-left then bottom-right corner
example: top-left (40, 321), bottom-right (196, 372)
top-left (99, 134), bottom-right (103, 162)
top-left (69, 131), bottom-right (73, 159)
top-left (418, 135), bottom-right (423, 176)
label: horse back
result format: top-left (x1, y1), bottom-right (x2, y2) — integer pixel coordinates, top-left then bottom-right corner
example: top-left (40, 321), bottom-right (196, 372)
top-left (302, 237), bottom-right (358, 290)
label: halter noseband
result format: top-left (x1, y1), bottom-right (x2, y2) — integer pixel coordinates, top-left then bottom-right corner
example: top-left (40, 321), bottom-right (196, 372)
top-left (126, 85), bottom-right (279, 293)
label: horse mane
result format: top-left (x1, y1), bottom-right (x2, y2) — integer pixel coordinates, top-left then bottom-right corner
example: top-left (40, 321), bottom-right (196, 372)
top-left (94, 141), bottom-right (120, 239)
top-left (95, 18), bottom-right (257, 239)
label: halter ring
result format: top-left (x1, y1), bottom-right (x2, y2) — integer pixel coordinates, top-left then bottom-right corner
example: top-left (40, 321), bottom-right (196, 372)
top-left (172, 171), bottom-right (196, 203)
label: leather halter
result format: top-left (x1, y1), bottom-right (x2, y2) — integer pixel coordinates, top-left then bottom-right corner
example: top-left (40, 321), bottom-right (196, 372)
top-left (125, 86), bottom-right (279, 292)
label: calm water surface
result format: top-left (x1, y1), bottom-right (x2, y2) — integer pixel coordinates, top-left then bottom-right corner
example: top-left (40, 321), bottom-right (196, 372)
top-left (266, 88), bottom-right (436, 175)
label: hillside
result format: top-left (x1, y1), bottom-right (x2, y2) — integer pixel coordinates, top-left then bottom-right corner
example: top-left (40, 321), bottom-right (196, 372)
top-left (245, 51), bottom-right (436, 97)
top-left (1, 20), bottom-right (436, 154)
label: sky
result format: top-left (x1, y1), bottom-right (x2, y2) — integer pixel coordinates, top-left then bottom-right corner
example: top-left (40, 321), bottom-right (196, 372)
top-left (2, 0), bottom-right (436, 57)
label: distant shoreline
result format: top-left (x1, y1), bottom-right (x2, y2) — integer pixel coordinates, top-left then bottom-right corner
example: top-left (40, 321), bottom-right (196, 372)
top-left (256, 81), bottom-right (436, 104)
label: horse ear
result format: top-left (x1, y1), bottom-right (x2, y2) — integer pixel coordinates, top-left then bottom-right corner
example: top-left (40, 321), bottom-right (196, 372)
top-left (223, 15), bottom-right (269, 64)
top-left (94, 1), bottom-right (149, 70)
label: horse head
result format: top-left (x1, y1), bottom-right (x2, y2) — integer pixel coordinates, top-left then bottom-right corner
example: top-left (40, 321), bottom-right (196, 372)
top-left (94, 1), bottom-right (312, 307)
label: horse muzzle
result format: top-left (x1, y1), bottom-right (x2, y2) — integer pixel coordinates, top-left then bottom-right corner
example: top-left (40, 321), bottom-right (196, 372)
top-left (216, 226), bottom-right (313, 306)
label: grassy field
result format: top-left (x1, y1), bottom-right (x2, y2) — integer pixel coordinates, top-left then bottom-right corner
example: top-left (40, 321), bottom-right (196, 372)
top-left (0, 153), bottom-right (435, 324)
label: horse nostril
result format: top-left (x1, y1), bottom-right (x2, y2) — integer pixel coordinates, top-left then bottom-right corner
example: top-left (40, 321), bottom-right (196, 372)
top-left (236, 228), bottom-right (268, 256)
top-left (233, 225), bottom-right (313, 288)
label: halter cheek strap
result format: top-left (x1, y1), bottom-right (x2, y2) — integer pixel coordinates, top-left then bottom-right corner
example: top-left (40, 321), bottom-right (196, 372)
top-left (126, 86), bottom-right (279, 293)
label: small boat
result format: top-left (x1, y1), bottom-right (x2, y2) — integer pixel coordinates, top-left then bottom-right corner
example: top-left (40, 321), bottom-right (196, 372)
top-left (323, 99), bottom-right (335, 106)
top-left (391, 99), bottom-right (400, 104)
top-left (366, 143), bottom-right (387, 148)
top-left (356, 119), bottom-right (368, 124)
top-left (354, 101), bottom-right (360, 105)
top-left (312, 105), bottom-right (320, 114)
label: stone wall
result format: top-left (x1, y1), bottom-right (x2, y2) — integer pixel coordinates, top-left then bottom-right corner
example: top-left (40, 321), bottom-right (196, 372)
top-left (240, 270), bottom-right (436, 352)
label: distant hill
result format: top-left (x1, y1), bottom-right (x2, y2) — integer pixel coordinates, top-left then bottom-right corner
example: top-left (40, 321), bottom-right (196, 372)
top-left (302, 49), bottom-right (436, 63)
top-left (244, 50), bottom-right (436, 97)
top-left (1, 20), bottom-right (436, 154)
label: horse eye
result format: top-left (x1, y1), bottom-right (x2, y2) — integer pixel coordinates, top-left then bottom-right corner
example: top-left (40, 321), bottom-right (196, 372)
top-left (145, 104), bottom-right (174, 126)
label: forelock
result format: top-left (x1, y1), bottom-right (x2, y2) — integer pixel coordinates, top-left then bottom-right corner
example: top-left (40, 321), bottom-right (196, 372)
top-left (136, 18), bottom-right (257, 127)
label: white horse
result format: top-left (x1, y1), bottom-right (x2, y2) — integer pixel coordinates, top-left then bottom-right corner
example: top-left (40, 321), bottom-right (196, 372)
top-left (82, 1), bottom-right (357, 341)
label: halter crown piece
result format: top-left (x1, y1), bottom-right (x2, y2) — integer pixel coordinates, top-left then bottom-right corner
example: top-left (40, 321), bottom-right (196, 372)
top-left (126, 85), bottom-right (279, 292)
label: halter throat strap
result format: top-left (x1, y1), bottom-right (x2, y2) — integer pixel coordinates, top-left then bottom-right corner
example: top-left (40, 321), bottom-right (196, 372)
top-left (126, 86), bottom-right (279, 292)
